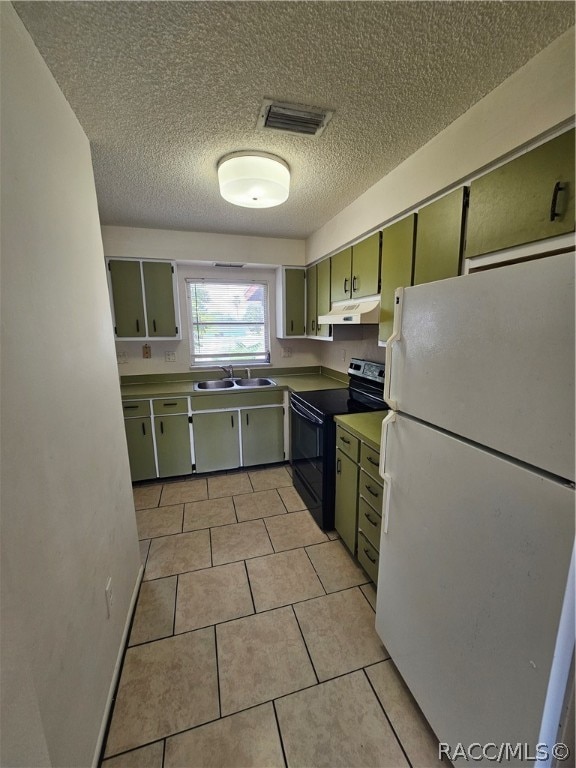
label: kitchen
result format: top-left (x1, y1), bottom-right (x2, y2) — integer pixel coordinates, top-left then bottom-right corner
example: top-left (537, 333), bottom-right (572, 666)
top-left (1, 3), bottom-right (575, 768)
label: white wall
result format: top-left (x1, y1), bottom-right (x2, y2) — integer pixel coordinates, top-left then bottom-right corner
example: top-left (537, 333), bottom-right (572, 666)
top-left (307, 28), bottom-right (575, 263)
top-left (0, 5), bottom-right (141, 767)
top-left (102, 225), bottom-right (306, 266)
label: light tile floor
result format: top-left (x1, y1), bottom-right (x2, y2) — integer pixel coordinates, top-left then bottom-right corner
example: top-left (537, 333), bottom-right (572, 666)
top-left (101, 466), bottom-right (444, 768)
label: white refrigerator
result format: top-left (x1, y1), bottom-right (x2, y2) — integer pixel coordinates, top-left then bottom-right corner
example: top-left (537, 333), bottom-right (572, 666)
top-left (376, 252), bottom-right (575, 765)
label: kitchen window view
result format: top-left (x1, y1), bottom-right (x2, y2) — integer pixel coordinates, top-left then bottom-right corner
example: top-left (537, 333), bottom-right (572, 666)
top-left (186, 278), bottom-right (271, 366)
top-left (3, 3), bottom-right (575, 768)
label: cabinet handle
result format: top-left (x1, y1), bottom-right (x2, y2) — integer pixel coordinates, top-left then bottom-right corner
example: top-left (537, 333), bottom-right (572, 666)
top-left (153, 319), bottom-right (157, 332)
top-left (365, 513), bottom-right (378, 527)
top-left (246, 413), bottom-right (250, 426)
top-left (141, 422), bottom-right (146, 436)
top-left (366, 485), bottom-right (379, 497)
top-left (136, 319), bottom-right (140, 333)
top-left (231, 414), bottom-right (234, 428)
top-left (367, 456), bottom-right (379, 466)
top-left (312, 320), bottom-right (316, 331)
top-left (336, 458), bottom-right (341, 474)
top-left (160, 420), bottom-right (164, 435)
top-left (352, 276), bottom-right (358, 292)
top-left (344, 277), bottom-right (349, 294)
top-left (363, 548), bottom-right (377, 564)
top-left (550, 181), bottom-right (566, 221)
top-left (339, 436), bottom-right (351, 444)
top-left (124, 405), bottom-right (139, 410)
top-left (162, 402), bottom-right (178, 407)
top-left (291, 320), bottom-right (294, 332)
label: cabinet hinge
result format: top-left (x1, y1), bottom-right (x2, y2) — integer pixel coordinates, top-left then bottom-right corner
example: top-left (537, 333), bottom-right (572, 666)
top-left (171, 265), bottom-right (175, 274)
top-left (188, 416), bottom-right (193, 423)
top-left (175, 326), bottom-right (179, 334)
top-left (114, 326), bottom-right (117, 334)
top-left (108, 261), bottom-right (111, 271)
top-left (463, 187), bottom-right (470, 208)
top-left (192, 463), bottom-right (196, 471)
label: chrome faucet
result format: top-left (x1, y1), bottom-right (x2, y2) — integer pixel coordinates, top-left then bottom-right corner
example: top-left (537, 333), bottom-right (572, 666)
top-left (220, 365), bottom-right (234, 379)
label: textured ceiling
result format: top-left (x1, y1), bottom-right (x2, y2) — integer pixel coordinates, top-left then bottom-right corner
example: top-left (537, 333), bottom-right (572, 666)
top-left (13, 1), bottom-right (575, 239)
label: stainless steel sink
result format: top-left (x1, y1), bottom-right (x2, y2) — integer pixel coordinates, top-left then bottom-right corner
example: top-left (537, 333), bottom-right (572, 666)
top-left (235, 378), bottom-right (275, 387)
top-left (195, 379), bottom-right (235, 390)
top-left (194, 377), bottom-right (275, 390)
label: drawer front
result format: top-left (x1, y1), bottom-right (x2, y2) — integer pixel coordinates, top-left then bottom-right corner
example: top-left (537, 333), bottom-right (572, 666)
top-left (152, 397), bottom-right (189, 415)
top-left (360, 443), bottom-right (381, 480)
top-left (359, 470), bottom-right (383, 512)
top-left (191, 391), bottom-right (282, 410)
top-left (357, 530), bottom-right (379, 584)
top-left (336, 426), bottom-right (359, 462)
top-left (358, 497), bottom-right (381, 551)
top-left (122, 400), bottom-right (150, 418)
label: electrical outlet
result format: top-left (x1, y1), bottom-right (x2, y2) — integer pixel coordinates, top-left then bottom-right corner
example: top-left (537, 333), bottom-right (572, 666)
top-left (165, 351), bottom-right (176, 362)
top-left (341, 348), bottom-right (347, 361)
top-left (143, 344), bottom-right (151, 359)
top-left (117, 351), bottom-right (128, 364)
top-left (105, 577), bottom-right (113, 618)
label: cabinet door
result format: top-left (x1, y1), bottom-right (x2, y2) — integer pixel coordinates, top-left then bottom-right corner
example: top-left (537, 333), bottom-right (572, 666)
top-left (124, 417), bottom-right (156, 481)
top-left (155, 414), bottom-right (192, 478)
top-left (379, 214), bottom-right (416, 343)
top-left (284, 268), bottom-right (306, 336)
top-left (413, 188), bottom-right (466, 285)
top-left (241, 407), bottom-right (284, 466)
top-left (466, 129), bottom-right (575, 258)
top-left (306, 265), bottom-right (317, 336)
top-left (351, 232), bottom-right (380, 298)
top-left (316, 258), bottom-right (331, 337)
top-left (193, 411), bottom-right (240, 473)
top-left (142, 261), bottom-right (178, 337)
top-left (109, 260), bottom-right (146, 338)
top-left (334, 449), bottom-right (359, 555)
top-left (330, 247), bottom-right (352, 302)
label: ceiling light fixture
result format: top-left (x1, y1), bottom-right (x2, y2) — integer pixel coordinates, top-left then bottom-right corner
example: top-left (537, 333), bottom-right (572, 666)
top-left (217, 151), bottom-right (290, 208)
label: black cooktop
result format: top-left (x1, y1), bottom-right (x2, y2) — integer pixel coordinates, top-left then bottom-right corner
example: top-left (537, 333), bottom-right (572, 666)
top-left (291, 387), bottom-right (387, 417)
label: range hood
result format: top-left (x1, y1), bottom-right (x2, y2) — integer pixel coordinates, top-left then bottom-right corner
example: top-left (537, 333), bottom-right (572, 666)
top-left (318, 296), bottom-right (380, 325)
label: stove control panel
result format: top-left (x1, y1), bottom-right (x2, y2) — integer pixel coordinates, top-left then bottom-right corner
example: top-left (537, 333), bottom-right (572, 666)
top-left (348, 358), bottom-right (385, 384)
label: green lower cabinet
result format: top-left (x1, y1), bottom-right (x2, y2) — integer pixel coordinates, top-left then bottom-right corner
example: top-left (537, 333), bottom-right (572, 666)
top-left (193, 411), bottom-right (241, 473)
top-left (155, 414), bottom-right (192, 478)
top-left (241, 407), bottom-right (284, 466)
top-left (334, 448), bottom-right (359, 555)
top-left (124, 417), bottom-right (156, 481)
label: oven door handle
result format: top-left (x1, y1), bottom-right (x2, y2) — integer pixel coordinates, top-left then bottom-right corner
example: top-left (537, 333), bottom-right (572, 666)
top-left (289, 399), bottom-right (323, 426)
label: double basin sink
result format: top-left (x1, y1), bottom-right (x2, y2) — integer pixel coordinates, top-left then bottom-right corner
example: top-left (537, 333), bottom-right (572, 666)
top-left (194, 377), bottom-right (275, 391)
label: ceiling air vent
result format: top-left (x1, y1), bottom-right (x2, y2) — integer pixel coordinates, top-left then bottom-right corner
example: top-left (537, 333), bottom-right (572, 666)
top-left (257, 99), bottom-right (333, 137)
top-left (212, 262), bottom-right (245, 268)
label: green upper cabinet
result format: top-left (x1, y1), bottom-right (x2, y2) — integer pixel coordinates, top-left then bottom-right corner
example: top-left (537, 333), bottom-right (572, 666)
top-left (241, 407), bottom-right (284, 466)
top-left (379, 215), bottom-right (416, 344)
top-left (330, 247), bottom-right (353, 302)
top-left (108, 258), bottom-right (180, 339)
top-left (413, 188), bottom-right (467, 285)
top-left (276, 267), bottom-right (306, 338)
top-left (465, 129), bottom-right (575, 258)
top-left (306, 265), bottom-right (317, 336)
top-left (316, 258), bottom-right (331, 338)
top-left (142, 261), bottom-right (178, 337)
top-left (351, 232), bottom-right (381, 298)
top-left (109, 260), bottom-right (146, 337)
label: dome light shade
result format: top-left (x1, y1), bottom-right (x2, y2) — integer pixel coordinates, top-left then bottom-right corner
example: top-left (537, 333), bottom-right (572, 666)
top-left (217, 151), bottom-right (290, 208)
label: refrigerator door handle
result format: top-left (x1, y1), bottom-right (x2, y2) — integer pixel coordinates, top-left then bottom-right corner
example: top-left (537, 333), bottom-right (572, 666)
top-left (379, 410), bottom-right (397, 478)
top-left (384, 288), bottom-right (404, 409)
top-left (382, 472), bottom-right (392, 534)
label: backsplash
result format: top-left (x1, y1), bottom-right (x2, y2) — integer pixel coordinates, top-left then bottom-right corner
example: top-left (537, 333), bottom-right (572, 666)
top-left (317, 325), bottom-right (385, 373)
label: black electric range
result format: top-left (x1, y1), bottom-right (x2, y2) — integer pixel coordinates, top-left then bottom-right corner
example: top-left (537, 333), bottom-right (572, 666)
top-left (289, 358), bottom-right (388, 530)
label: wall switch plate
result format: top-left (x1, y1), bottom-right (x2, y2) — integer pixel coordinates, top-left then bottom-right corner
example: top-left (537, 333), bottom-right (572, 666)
top-left (165, 351), bottom-right (176, 362)
top-left (117, 351), bottom-right (128, 364)
top-left (105, 577), bottom-right (113, 618)
top-left (282, 347), bottom-right (292, 358)
top-left (143, 344), bottom-right (151, 359)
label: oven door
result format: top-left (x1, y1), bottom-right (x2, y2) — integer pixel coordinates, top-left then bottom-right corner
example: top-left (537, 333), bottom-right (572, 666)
top-left (289, 396), bottom-right (324, 519)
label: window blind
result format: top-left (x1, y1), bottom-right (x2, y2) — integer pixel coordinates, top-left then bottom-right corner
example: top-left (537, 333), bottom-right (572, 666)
top-left (186, 279), bottom-right (271, 366)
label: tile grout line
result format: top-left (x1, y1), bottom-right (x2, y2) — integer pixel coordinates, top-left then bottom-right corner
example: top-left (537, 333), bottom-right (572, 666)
top-left (161, 738), bottom-right (166, 768)
top-left (362, 667), bottom-right (414, 768)
top-left (213, 625), bottom-right (222, 719)
top-left (302, 546), bottom-right (328, 595)
top-left (272, 699), bottom-right (289, 768)
top-left (243, 559), bottom-right (257, 615)
top-left (172, 574), bottom-right (179, 637)
top-left (289, 604), bottom-right (319, 685)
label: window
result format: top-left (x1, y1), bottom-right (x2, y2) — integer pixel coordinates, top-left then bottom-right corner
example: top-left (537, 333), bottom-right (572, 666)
top-left (186, 279), bottom-right (271, 366)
